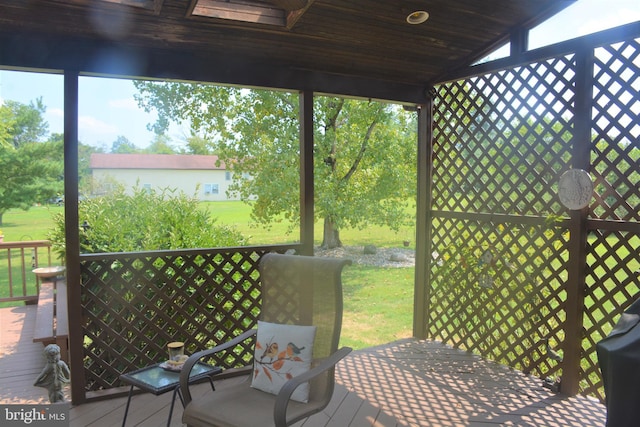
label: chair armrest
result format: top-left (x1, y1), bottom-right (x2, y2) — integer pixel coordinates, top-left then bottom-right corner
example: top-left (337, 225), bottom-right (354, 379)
top-left (273, 346), bottom-right (352, 427)
top-left (179, 328), bottom-right (257, 404)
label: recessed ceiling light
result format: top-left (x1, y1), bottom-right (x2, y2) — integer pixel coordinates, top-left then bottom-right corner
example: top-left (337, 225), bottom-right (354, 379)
top-left (406, 10), bottom-right (429, 25)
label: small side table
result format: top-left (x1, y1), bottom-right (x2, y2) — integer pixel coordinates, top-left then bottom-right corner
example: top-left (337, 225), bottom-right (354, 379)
top-left (120, 362), bottom-right (221, 427)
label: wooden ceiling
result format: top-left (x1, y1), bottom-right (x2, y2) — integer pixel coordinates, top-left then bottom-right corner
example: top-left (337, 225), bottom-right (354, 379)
top-left (0, 0), bottom-right (573, 103)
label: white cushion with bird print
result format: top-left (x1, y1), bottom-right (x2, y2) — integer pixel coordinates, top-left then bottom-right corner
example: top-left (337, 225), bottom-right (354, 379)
top-left (250, 321), bottom-right (317, 402)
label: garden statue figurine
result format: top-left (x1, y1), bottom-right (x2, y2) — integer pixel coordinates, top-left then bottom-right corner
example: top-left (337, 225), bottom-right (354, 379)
top-left (34, 344), bottom-right (70, 403)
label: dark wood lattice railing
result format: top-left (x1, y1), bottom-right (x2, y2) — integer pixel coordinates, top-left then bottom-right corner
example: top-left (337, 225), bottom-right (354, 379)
top-left (580, 37), bottom-right (640, 400)
top-left (428, 35), bottom-right (640, 402)
top-left (428, 216), bottom-right (569, 378)
top-left (79, 245), bottom-right (294, 395)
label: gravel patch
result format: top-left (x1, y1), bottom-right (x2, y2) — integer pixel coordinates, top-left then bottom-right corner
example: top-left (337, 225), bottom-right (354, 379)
top-left (314, 245), bottom-right (415, 268)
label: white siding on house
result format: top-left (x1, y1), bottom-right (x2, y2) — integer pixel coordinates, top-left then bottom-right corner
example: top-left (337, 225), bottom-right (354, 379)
top-left (92, 169), bottom-right (238, 201)
top-left (90, 154), bottom-right (241, 201)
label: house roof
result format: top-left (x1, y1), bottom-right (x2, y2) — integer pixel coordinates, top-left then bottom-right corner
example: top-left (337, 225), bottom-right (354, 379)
top-left (90, 153), bottom-right (226, 170)
top-left (0, 0), bottom-right (574, 104)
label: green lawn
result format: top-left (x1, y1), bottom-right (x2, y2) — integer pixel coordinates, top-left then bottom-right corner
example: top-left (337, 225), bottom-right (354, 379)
top-left (1, 204), bottom-right (61, 242)
top-left (0, 202), bottom-right (415, 349)
top-left (2, 201), bottom-right (416, 247)
top-left (201, 201), bottom-right (416, 248)
top-left (341, 266), bottom-right (414, 348)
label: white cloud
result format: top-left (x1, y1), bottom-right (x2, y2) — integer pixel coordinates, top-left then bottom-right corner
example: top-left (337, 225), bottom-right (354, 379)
top-left (49, 107), bottom-right (64, 119)
top-left (44, 108), bottom-right (65, 135)
top-left (79, 115), bottom-right (118, 136)
top-left (108, 97), bottom-right (138, 110)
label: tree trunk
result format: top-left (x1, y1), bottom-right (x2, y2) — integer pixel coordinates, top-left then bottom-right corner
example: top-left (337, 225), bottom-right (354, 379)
top-left (321, 216), bottom-right (342, 249)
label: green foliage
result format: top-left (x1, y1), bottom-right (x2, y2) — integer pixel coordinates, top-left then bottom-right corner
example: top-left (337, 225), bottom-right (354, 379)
top-left (108, 133), bottom-right (178, 154)
top-left (110, 135), bottom-right (137, 153)
top-left (182, 133), bottom-right (216, 154)
top-left (48, 185), bottom-right (247, 258)
top-left (77, 139), bottom-right (105, 195)
top-left (143, 133), bottom-right (175, 154)
top-left (0, 99), bottom-right (62, 225)
top-left (0, 141), bottom-right (63, 225)
top-left (312, 96), bottom-right (417, 233)
top-left (0, 103), bottom-right (15, 149)
top-left (1, 98), bottom-right (49, 147)
top-left (133, 81), bottom-right (417, 247)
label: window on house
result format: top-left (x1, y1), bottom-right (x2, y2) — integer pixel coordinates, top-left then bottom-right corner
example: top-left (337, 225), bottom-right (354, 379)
top-left (204, 183), bottom-right (219, 195)
top-left (143, 183), bottom-right (152, 193)
top-left (225, 172), bottom-right (231, 181)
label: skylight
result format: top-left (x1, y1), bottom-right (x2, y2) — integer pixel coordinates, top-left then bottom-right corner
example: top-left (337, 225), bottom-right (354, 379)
top-left (191, 0), bottom-right (286, 26)
top-left (99, 0), bottom-right (162, 12)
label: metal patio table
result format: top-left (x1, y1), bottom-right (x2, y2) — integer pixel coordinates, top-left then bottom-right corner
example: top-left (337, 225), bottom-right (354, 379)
top-left (120, 362), bottom-right (221, 427)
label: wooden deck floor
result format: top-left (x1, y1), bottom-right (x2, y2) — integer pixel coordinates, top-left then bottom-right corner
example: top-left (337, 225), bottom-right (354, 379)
top-left (0, 304), bottom-right (70, 404)
top-left (1, 306), bottom-right (607, 426)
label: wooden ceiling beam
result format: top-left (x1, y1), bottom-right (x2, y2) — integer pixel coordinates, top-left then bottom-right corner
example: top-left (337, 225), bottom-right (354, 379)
top-left (0, 31), bottom-right (427, 105)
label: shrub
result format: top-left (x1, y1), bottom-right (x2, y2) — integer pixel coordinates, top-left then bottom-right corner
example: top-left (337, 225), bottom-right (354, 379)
top-left (49, 184), bottom-right (247, 259)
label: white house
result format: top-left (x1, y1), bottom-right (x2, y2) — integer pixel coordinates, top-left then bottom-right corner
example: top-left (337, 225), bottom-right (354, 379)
top-left (89, 153), bottom-right (241, 201)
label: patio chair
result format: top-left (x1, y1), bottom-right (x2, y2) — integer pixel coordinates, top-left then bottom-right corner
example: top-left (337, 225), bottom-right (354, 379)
top-left (179, 252), bottom-right (353, 427)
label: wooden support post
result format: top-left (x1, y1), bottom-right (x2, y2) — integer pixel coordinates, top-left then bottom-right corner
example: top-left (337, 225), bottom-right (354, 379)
top-left (299, 90), bottom-right (315, 256)
top-left (64, 70), bottom-right (87, 405)
top-left (561, 48), bottom-right (594, 396)
top-left (413, 91), bottom-right (434, 340)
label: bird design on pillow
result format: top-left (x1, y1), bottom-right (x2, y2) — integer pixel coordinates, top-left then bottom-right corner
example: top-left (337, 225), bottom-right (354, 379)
top-left (255, 338), bottom-right (307, 381)
top-left (260, 341), bottom-right (279, 362)
top-left (287, 342), bottom-right (305, 356)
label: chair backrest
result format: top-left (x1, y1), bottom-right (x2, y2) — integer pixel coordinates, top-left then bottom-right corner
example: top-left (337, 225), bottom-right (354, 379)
top-left (258, 253), bottom-right (351, 403)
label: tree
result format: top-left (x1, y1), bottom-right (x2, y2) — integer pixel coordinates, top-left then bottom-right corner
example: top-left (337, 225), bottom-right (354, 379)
top-left (77, 139), bottom-right (103, 184)
top-left (3, 98), bottom-right (49, 147)
top-left (134, 82), bottom-right (417, 248)
top-left (182, 133), bottom-right (215, 155)
top-left (0, 141), bottom-right (63, 225)
top-left (0, 100), bottom-right (62, 225)
top-left (144, 133), bottom-right (175, 154)
top-left (46, 132), bottom-right (105, 198)
top-left (0, 103), bottom-right (15, 149)
top-left (110, 135), bottom-right (138, 153)
top-left (77, 137), bottom-right (105, 196)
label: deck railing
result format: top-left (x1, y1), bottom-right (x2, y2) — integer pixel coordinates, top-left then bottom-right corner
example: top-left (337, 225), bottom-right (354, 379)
top-left (427, 34), bottom-right (640, 403)
top-left (77, 244), bottom-right (297, 400)
top-left (0, 240), bottom-right (54, 304)
top-left (73, 236), bottom-right (630, 405)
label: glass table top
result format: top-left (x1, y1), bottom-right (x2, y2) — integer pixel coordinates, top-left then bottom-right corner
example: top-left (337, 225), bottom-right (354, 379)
top-left (121, 362), bottom-right (221, 395)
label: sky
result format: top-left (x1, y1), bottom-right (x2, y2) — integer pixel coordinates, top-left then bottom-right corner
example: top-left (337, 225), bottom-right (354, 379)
top-left (0, 0), bottom-right (638, 150)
